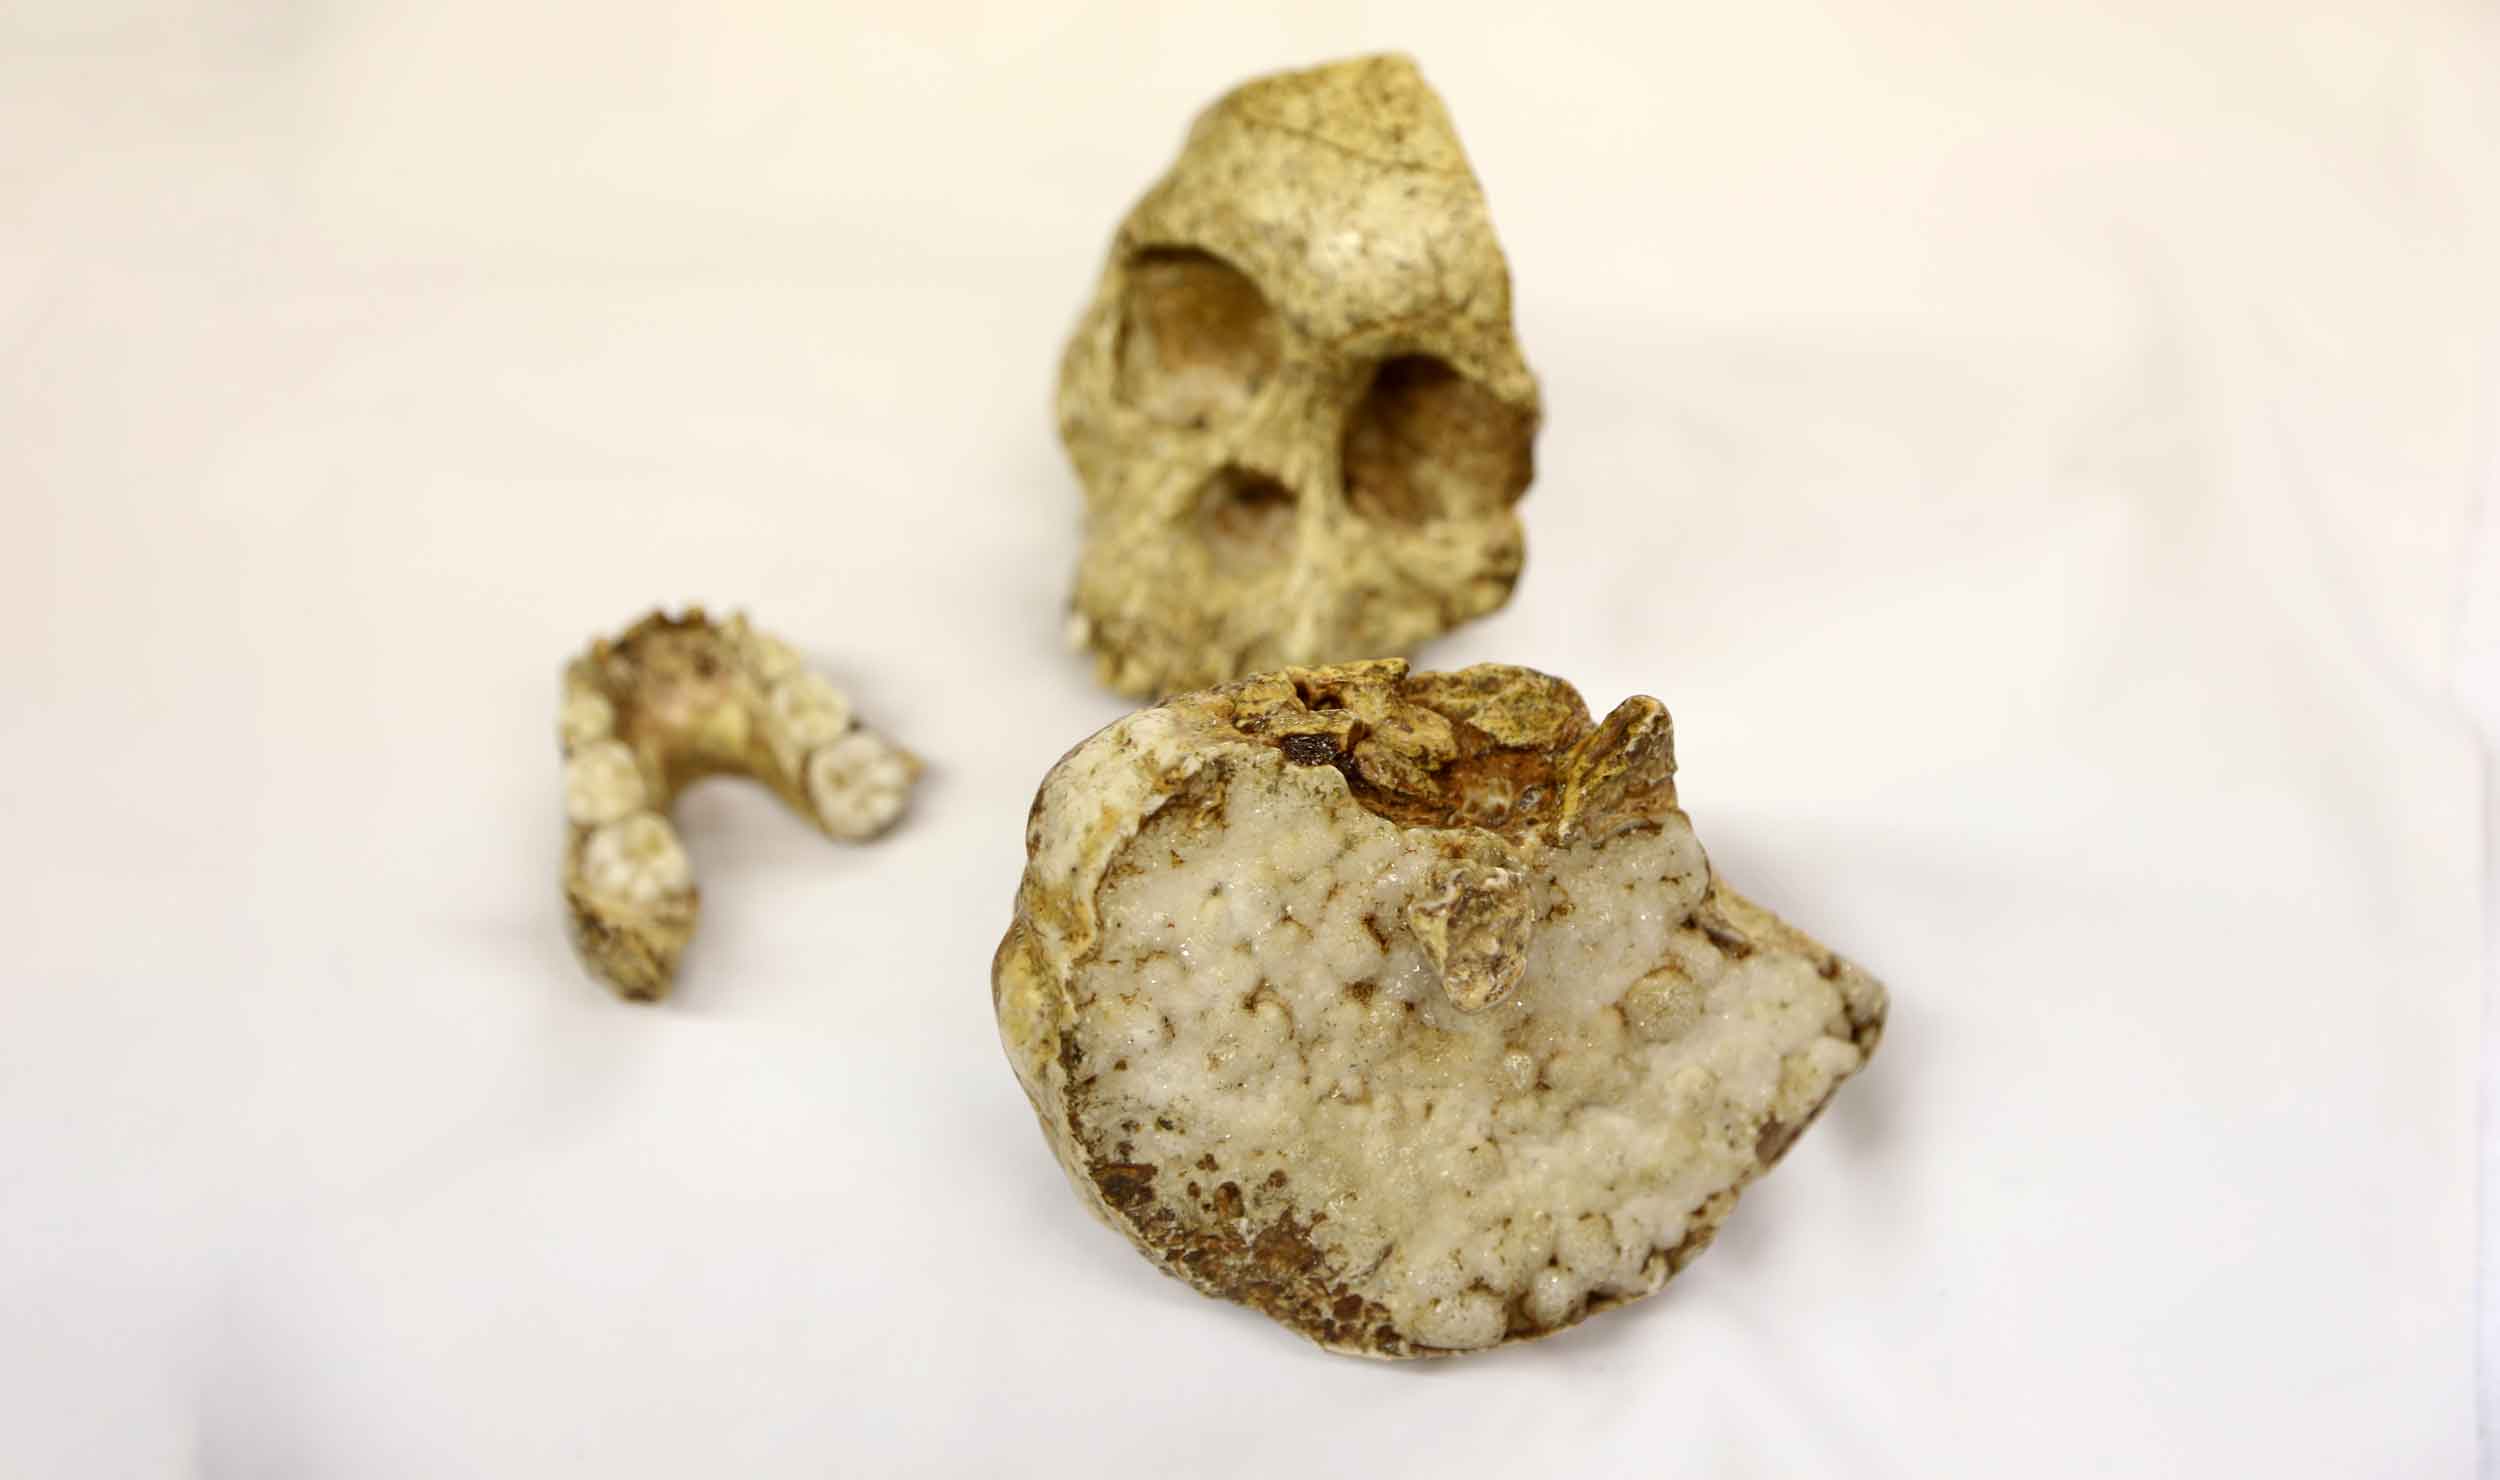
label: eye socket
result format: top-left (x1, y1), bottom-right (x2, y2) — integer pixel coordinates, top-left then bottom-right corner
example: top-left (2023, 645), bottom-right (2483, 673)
top-left (1342, 356), bottom-right (1534, 527)
top-left (1114, 248), bottom-right (1281, 429)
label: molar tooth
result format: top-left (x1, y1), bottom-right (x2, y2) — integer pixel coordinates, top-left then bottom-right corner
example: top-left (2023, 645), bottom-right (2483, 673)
top-left (1405, 834), bottom-right (1536, 1014)
top-left (1558, 696), bottom-right (1677, 842)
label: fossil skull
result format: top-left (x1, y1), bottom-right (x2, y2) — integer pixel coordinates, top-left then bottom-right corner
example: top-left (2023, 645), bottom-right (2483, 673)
top-left (1058, 55), bottom-right (1541, 698)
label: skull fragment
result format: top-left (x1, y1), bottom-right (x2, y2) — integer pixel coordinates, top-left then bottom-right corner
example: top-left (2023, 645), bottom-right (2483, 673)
top-left (1058, 55), bottom-right (1542, 698)
top-left (993, 660), bottom-right (1887, 1356)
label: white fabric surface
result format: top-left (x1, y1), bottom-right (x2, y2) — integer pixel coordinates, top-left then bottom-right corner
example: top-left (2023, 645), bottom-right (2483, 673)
top-left (5, 4), bottom-right (2493, 1475)
top-left (2463, 423), bottom-right (2500, 1478)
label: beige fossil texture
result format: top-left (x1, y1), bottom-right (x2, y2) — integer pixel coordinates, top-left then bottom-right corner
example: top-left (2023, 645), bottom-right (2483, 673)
top-left (557, 610), bottom-right (921, 1001)
top-left (1058, 54), bottom-right (1542, 698)
top-left (993, 661), bottom-right (1885, 1356)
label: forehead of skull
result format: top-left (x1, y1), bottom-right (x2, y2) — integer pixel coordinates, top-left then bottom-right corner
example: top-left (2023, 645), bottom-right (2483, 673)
top-left (1118, 55), bottom-right (1530, 393)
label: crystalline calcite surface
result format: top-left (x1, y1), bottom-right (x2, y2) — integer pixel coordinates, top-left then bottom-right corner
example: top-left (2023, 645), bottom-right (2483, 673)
top-left (994, 660), bottom-right (1885, 1356)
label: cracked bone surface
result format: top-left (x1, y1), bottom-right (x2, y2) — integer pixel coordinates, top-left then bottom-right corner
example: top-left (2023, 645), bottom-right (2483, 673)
top-left (557, 610), bottom-right (921, 1001)
top-left (993, 661), bottom-right (1885, 1356)
top-left (1057, 54), bottom-right (1541, 698)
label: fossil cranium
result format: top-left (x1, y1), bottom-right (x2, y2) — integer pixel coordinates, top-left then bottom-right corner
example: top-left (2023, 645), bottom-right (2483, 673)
top-left (1058, 55), bottom-right (1541, 698)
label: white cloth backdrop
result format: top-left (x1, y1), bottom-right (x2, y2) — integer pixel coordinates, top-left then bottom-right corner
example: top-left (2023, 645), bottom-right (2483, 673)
top-left (5, 3), bottom-right (2493, 1475)
top-left (2463, 411), bottom-right (2500, 1479)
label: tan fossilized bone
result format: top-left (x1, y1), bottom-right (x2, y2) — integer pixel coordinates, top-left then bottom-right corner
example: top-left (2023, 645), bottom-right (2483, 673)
top-left (994, 660), bottom-right (1885, 1356)
top-left (558, 610), bottom-right (921, 1001)
top-left (1058, 55), bottom-right (1542, 698)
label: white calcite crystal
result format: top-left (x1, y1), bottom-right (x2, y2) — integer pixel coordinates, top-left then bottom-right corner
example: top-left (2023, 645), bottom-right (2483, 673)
top-left (557, 610), bottom-right (923, 1001)
top-left (994, 660), bottom-right (1885, 1356)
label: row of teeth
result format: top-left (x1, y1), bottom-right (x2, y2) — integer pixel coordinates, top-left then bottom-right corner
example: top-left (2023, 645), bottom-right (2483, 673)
top-left (560, 616), bottom-right (919, 912)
